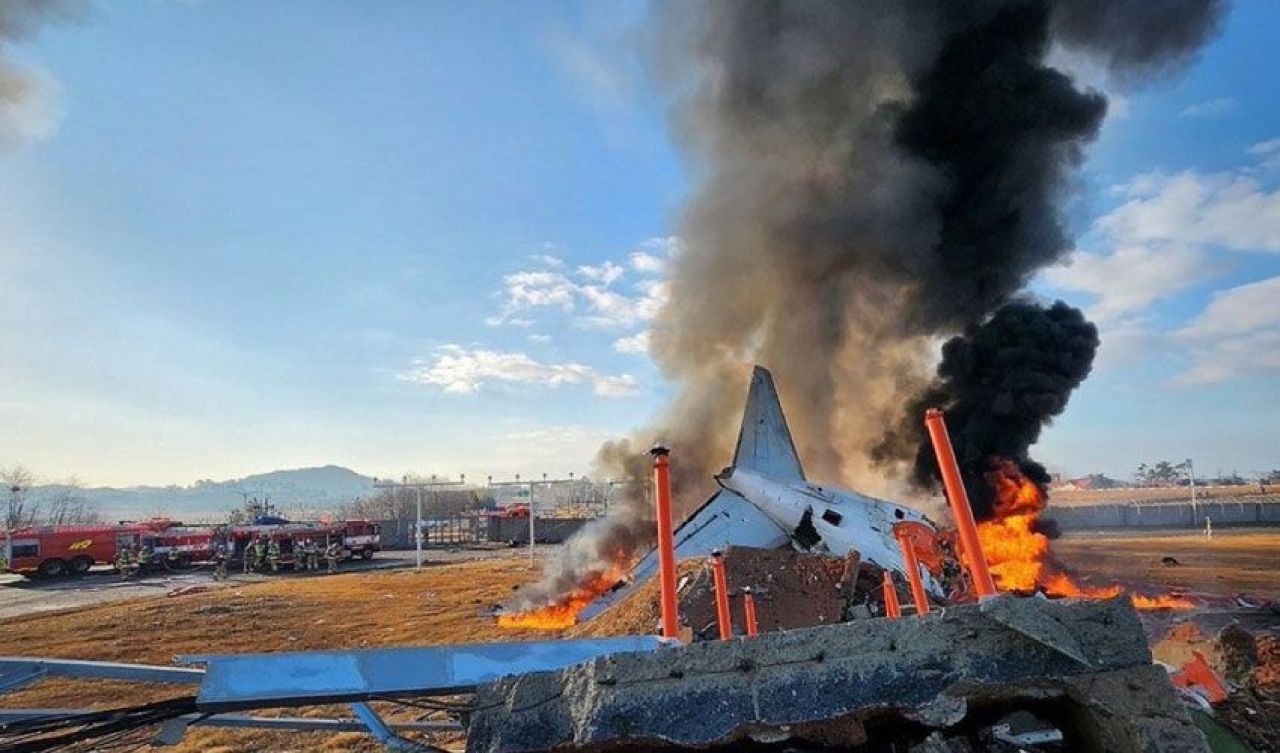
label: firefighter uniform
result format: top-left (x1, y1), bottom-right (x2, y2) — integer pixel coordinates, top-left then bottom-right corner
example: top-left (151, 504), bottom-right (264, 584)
top-left (307, 540), bottom-right (320, 572)
top-left (324, 542), bottom-right (340, 574)
top-left (266, 538), bottom-right (281, 573)
top-left (116, 546), bottom-right (135, 580)
top-left (166, 547), bottom-right (181, 570)
top-left (295, 539), bottom-right (309, 571)
top-left (137, 545), bottom-right (154, 574)
top-left (212, 545), bottom-right (228, 581)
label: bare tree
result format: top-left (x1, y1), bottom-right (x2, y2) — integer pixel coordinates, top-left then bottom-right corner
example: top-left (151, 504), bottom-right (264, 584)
top-left (1, 465), bottom-right (40, 530)
top-left (1, 467), bottom-right (99, 528)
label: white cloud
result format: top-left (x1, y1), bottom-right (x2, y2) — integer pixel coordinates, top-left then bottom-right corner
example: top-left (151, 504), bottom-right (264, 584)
top-left (1048, 153), bottom-right (1280, 325)
top-left (490, 242), bottom-right (674, 331)
top-left (576, 261), bottom-right (624, 284)
top-left (400, 345), bottom-right (639, 398)
top-left (528, 253), bottom-right (565, 269)
top-left (1248, 138), bottom-right (1280, 171)
top-left (613, 330), bottom-right (650, 355)
top-left (1099, 171), bottom-right (1280, 253)
top-left (1044, 244), bottom-right (1206, 322)
top-left (1178, 97), bottom-right (1236, 118)
top-left (628, 252), bottom-right (665, 274)
top-left (1178, 276), bottom-right (1280, 340)
top-left (1172, 276), bottom-right (1280, 385)
top-left (526, 333), bottom-right (552, 344)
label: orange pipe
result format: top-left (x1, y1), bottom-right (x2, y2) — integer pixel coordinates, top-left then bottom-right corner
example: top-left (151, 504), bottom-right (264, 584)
top-left (882, 571), bottom-right (902, 619)
top-left (742, 586), bottom-right (759, 637)
top-left (711, 549), bottom-right (732, 640)
top-left (924, 408), bottom-right (998, 598)
top-left (650, 446), bottom-right (680, 639)
top-left (896, 533), bottom-right (931, 616)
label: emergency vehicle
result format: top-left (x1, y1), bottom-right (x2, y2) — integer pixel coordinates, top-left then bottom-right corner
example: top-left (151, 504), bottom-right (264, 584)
top-left (2, 519), bottom-right (380, 578)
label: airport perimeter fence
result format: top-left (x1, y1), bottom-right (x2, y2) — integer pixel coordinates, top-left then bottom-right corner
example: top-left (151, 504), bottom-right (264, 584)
top-left (1046, 496), bottom-right (1280, 532)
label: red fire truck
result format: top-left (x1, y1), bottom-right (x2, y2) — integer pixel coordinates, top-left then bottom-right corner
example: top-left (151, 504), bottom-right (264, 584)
top-left (2, 519), bottom-right (380, 578)
top-left (0, 519), bottom-right (211, 578)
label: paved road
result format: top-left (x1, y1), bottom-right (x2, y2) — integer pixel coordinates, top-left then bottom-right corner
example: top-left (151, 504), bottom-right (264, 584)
top-left (0, 546), bottom-right (534, 622)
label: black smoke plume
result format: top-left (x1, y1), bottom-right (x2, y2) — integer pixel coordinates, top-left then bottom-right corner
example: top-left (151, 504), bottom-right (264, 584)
top-left (510, 0), bottom-right (1225, 611)
top-left (877, 301), bottom-right (1100, 520)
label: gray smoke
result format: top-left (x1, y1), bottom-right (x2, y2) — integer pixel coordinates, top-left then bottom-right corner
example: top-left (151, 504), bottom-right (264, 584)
top-left (0, 0), bottom-right (84, 149)
top-left (508, 0), bottom-right (1224, 612)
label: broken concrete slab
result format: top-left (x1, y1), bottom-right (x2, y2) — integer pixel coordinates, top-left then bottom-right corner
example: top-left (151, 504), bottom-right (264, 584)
top-left (467, 596), bottom-right (1209, 753)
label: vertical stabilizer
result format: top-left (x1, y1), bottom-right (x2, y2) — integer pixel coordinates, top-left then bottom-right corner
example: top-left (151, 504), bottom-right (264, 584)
top-left (731, 366), bottom-right (805, 481)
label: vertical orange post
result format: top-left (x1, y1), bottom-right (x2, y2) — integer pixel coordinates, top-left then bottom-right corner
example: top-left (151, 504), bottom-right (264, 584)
top-left (924, 408), bottom-right (998, 598)
top-left (896, 533), bottom-right (931, 616)
top-left (882, 571), bottom-right (902, 619)
top-left (742, 586), bottom-right (759, 637)
top-left (650, 446), bottom-right (680, 639)
top-left (711, 549), bottom-right (733, 640)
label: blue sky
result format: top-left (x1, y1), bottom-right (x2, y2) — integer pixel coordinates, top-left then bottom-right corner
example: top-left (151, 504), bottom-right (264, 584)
top-left (1, 1), bottom-right (1277, 487)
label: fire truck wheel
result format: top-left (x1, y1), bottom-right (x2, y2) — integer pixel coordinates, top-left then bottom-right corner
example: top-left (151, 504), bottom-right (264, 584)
top-left (69, 556), bottom-right (94, 576)
top-left (359, 549), bottom-right (374, 560)
top-left (37, 559), bottom-right (68, 578)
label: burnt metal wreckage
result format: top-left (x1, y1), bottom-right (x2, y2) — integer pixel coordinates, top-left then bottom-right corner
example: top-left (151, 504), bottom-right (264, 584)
top-left (0, 370), bottom-right (1221, 751)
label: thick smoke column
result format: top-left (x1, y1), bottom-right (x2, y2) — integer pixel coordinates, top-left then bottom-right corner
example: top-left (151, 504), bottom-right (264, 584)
top-left (511, 0), bottom-right (1223, 610)
top-left (876, 300), bottom-right (1100, 519)
top-left (0, 1), bottom-right (84, 150)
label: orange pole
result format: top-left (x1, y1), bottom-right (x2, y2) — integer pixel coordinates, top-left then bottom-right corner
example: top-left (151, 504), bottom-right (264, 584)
top-left (650, 446), bottom-right (680, 639)
top-left (742, 586), bottom-right (759, 637)
top-left (924, 408), bottom-right (998, 598)
top-left (882, 571), bottom-right (902, 619)
top-left (896, 533), bottom-right (931, 616)
top-left (711, 549), bottom-right (732, 640)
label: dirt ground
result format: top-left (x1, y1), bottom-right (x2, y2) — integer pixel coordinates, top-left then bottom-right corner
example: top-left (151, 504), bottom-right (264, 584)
top-left (1054, 530), bottom-right (1280, 600)
top-left (0, 553), bottom-right (547, 752)
top-left (1, 531), bottom-right (1277, 752)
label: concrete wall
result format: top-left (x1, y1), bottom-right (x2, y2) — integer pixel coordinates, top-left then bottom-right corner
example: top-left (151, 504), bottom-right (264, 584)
top-left (488, 516), bottom-right (587, 544)
top-left (1047, 496), bottom-right (1280, 531)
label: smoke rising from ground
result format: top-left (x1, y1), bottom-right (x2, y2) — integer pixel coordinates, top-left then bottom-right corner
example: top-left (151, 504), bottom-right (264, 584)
top-left (511, 0), bottom-right (1224, 610)
top-left (0, 1), bottom-right (84, 150)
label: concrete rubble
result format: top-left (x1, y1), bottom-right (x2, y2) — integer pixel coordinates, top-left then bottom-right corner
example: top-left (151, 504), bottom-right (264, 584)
top-left (468, 596), bottom-right (1210, 752)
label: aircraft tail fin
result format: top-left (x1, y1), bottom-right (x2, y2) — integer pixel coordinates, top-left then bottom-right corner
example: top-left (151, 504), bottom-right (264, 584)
top-left (730, 366), bottom-right (805, 481)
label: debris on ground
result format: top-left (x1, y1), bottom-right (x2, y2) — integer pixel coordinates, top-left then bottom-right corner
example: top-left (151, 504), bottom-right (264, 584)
top-left (569, 546), bottom-right (888, 640)
top-left (471, 596), bottom-right (1210, 753)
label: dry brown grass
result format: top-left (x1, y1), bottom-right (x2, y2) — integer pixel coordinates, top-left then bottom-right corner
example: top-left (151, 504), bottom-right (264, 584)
top-left (1054, 531), bottom-right (1280, 599)
top-left (0, 556), bottom-right (556, 751)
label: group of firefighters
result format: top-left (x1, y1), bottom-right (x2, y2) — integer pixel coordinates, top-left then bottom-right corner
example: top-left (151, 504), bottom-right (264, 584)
top-left (116, 536), bottom-right (342, 580)
top-left (113, 543), bottom-right (188, 580)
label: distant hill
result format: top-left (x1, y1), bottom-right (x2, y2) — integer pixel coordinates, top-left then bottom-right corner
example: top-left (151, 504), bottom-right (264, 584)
top-left (29, 465), bottom-right (377, 523)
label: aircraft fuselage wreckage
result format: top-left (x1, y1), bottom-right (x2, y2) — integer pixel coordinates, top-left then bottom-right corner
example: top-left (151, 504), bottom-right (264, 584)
top-left (581, 365), bottom-right (947, 621)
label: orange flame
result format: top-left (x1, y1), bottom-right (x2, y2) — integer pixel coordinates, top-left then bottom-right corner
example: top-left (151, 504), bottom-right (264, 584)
top-left (497, 569), bottom-right (623, 630)
top-left (977, 460), bottom-right (1193, 611)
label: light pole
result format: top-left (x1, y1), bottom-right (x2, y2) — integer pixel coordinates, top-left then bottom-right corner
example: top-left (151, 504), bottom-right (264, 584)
top-left (1186, 458), bottom-right (1198, 516)
top-left (4, 485), bottom-right (18, 570)
top-left (373, 475), bottom-right (465, 569)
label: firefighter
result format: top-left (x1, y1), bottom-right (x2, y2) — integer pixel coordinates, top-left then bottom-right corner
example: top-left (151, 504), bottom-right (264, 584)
top-left (166, 546), bottom-right (181, 571)
top-left (116, 544), bottom-right (135, 580)
top-left (324, 540), bottom-right (341, 574)
top-left (294, 538), bottom-right (309, 572)
top-left (241, 540), bottom-right (252, 574)
top-left (307, 539), bottom-right (320, 572)
top-left (212, 543), bottom-right (228, 581)
top-left (137, 543), bottom-right (154, 574)
top-left (266, 537), bottom-right (281, 573)
top-left (250, 536), bottom-right (266, 572)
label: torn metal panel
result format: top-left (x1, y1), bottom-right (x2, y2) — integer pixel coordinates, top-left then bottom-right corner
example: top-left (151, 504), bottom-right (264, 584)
top-left (182, 636), bottom-right (668, 710)
top-left (0, 657), bottom-right (203, 695)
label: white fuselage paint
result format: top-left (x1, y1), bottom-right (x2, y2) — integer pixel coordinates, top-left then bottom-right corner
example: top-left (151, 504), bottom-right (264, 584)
top-left (721, 468), bottom-right (945, 597)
